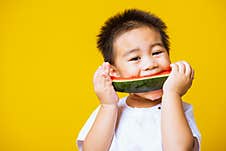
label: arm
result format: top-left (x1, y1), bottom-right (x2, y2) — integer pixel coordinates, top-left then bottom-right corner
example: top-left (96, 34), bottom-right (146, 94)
top-left (83, 62), bottom-right (119, 151)
top-left (83, 104), bottom-right (118, 151)
top-left (161, 61), bottom-right (195, 151)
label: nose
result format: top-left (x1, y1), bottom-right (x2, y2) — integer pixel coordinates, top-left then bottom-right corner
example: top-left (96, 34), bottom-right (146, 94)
top-left (141, 57), bottom-right (158, 71)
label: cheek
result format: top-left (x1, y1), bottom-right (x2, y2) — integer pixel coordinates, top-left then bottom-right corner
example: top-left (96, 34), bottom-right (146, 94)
top-left (118, 64), bottom-right (140, 78)
top-left (160, 55), bottom-right (171, 67)
top-left (164, 59), bottom-right (171, 66)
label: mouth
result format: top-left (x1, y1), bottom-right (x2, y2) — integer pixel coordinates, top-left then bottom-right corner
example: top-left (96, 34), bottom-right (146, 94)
top-left (141, 71), bottom-right (161, 77)
top-left (141, 67), bottom-right (171, 77)
top-left (111, 69), bottom-right (171, 93)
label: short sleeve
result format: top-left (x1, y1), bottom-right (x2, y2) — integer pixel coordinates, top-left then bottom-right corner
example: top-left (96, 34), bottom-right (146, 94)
top-left (183, 102), bottom-right (201, 151)
top-left (76, 105), bottom-right (100, 151)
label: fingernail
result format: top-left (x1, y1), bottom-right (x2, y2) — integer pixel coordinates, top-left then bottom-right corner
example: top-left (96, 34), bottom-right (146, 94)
top-left (106, 62), bottom-right (110, 66)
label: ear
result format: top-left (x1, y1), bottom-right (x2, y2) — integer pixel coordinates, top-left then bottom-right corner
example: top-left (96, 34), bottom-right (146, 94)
top-left (109, 64), bottom-right (120, 77)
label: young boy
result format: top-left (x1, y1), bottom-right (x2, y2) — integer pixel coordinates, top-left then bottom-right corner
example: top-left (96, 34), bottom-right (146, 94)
top-left (77, 9), bottom-right (201, 151)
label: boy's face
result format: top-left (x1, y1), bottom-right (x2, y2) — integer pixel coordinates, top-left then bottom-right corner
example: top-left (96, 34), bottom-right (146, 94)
top-left (112, 26), bottom-right (171, 100)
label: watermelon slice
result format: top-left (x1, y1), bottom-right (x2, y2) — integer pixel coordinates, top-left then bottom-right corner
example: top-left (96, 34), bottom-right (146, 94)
top-left (111, 69), bottom-right (171, 93)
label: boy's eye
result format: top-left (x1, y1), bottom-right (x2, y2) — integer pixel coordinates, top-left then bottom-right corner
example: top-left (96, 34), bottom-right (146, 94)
top-left (129, 56), bottom-right (141, 61)
top-left (152, 51), bottom-right (163, 56)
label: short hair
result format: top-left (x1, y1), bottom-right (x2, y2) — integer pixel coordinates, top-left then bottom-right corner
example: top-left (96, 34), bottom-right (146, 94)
top-left (97, 9), bottom-right (170, 64)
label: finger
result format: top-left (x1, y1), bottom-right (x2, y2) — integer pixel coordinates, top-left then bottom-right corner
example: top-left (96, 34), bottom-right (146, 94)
top-left (176, 61), bottom-right (186, 73)
top-left (94, 65), bottom-right (103, 79)
top-left (170, 63), bottom-right (179, 73)
top-left (104, 62), bottom-right (112, 81)
top-left (95, 63), bottom-right (105, 77)
top-left (191, 69), bottom-right (195, 80)
top-left (105, 74), bottom-right (111, 82)
top-left (105, 62), bottom-right (111, 75)
top-left (102, 62), bottom-right (109, 78)
top-left (182, 61), bottom-right (192, 77)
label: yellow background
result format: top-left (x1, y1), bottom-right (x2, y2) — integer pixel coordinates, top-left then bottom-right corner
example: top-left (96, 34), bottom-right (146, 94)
top-left (1, 0), bottom-right (226, 150)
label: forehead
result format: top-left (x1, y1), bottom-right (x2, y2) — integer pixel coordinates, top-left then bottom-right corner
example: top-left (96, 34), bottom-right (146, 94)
top-left (112, 26), bottom-right (162, 56)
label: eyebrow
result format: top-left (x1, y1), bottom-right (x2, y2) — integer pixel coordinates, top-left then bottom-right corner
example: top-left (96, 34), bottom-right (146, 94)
top-left (150, 42), bottom-right (164, 49)
top-left (123, 42), bottom-right (164, 57)
top-left (123, 48), bottom-right (140, 57)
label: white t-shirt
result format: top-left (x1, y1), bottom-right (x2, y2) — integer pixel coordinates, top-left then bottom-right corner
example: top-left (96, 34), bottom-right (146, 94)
top-left (77, 97), bottom-right (201, 151)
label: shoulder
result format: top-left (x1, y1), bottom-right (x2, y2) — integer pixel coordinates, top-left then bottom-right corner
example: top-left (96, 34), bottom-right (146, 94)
top-left (182, 101), bottom-right (193, 111)
top-left (182, 101), bottom-right (201, 149)
top-left (76, 97), bottom-right (127, 149)
top-left (117, 96), bottom-right (128, 107)
top-left (77, 97), bottom-right (127, 141)
top-left (77, 105), bottom-right (101, 140)
top-left (182, 101), bottom-right (196, 120)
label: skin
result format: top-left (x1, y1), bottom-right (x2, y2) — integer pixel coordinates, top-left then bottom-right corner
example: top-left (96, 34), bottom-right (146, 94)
top-left (83, 26), bottom-right (197, 151)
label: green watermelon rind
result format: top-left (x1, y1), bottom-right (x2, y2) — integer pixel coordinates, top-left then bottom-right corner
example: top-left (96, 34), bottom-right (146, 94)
top-left (112, 75), bottom-right (169, 93)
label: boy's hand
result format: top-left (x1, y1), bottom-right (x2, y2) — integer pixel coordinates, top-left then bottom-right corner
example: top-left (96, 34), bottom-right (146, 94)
top-left (93, 62), bottom-right (119, 105)
top-left (163, 61), bottom-right (194, 97)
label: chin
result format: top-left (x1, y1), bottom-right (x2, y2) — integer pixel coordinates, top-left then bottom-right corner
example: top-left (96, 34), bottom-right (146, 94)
top-left (135, 89), bottom-right (163, 101)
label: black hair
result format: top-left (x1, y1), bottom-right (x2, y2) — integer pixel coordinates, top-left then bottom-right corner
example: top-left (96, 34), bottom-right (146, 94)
top-left (97, 9), bottom-right (170, 64)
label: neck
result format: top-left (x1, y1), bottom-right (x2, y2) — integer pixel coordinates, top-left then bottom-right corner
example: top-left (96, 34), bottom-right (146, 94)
top-left (126, 93), bottom-right (161, 108)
